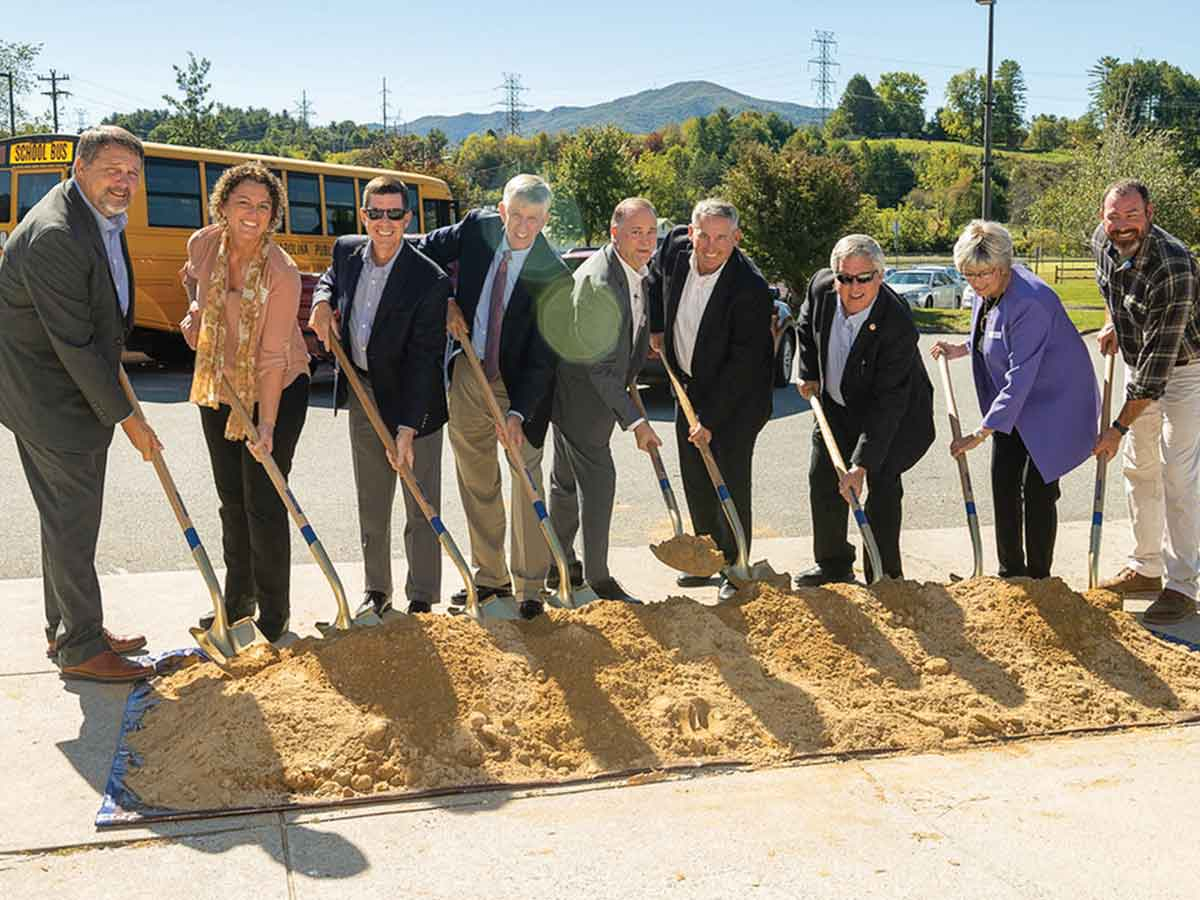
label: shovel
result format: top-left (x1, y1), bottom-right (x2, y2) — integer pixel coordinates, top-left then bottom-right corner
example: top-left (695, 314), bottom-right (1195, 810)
top-left (220, 372), bottom-right (381, 635)
top-left (326, 332), bottom-right (516, 621)
top-left (1089, 351), bottom-right (1117, 589)
top-left (808, 392), bottom-right (885, 586)
top-left (659, 353), bottom-right (788, 593)
top-left (457, 340), bottom-right (599, 610)
top-left (630, 385), bottom-right (724, 577)
top-left (936, 354), bottom-right (984, 579)
top-left (118, 367), bottom-right (268, 663)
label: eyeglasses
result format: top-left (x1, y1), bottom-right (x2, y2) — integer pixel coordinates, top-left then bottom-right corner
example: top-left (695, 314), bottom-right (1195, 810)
top-left (835, 271), bottom-right (877, 285)
top-left (363, 208), bottom-right (408, 220)
top-left (962, 268), bottom-right (997, 282)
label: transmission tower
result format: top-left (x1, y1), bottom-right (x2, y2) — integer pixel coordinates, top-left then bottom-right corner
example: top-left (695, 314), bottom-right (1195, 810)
top-left (38, 69), bottom-right (71, 133)
top-left (380, 77), bottom-right (390, 133)
top-left (293, 90), bottom-right (314, 129)
top-left (808, 31), bottom-right (839, 126)
top-left (496, 72), bottom-right (527, 137)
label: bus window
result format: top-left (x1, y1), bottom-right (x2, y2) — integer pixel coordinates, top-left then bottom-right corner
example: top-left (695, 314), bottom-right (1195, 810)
top-left (406, 185), bottom-right (420, 234)
top-left (324, 176), bottom-right (356, 235)
top-left (204, 163), bottom-right (229, 202)
top-left (0, 171), bottom-right (11, 222)
top-left (17, 172), bottom-right (61, 221)
top-left (287, 172), bottom-right (321, 235)
top-left (423, 198), bottom-right (451, 233)
top-left (145, 157), bottom-right (202, 229)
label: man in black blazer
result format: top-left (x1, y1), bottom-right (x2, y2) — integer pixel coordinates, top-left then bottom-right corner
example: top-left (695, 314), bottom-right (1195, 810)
top-left (310, 175), bottom-right (450, 615)
top-left (0, 126), bottom-right (159, 682)
top-left (647, 199), bottom-right (775, 602)
top-left (795, 234), bottom-right (935, 585)
top-left (417, 174), bottom-right (572, 618)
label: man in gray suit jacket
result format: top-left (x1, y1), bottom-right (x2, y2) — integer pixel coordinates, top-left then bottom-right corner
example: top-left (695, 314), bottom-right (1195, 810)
top-left (0, 126), bottom-right (160, 683)
top-left (549, 198), bottom-right (663, 603)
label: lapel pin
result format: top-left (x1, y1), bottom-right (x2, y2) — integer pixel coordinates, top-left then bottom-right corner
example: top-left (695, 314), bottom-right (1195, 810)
top-left (868, 323), bottom-right (877, 331)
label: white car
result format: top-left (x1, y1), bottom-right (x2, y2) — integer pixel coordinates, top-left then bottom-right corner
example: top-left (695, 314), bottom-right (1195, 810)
top-left (885, 268), bottom-right (961, 309)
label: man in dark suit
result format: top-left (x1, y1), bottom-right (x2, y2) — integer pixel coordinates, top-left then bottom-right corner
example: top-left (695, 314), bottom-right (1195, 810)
top-left (417, 174), bottom-right (572, 618)
top-left (0, 125), bottom-right (159, 682)
top-left (795, 234), bottom-right (935, 585)
top-left (309, 175), bottom-right (450, 615)
top-left (647, 199), bottom-right (775, 602)
top-left (549, 197), bottom-right (663, 603)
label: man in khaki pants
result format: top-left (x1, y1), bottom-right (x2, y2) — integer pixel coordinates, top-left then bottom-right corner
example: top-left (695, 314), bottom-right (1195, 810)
top-left (418, 175), bottom-right (572, 618)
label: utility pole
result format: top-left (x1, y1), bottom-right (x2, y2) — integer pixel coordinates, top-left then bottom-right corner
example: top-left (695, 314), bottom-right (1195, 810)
top-left (496, 72), bottom-right (527, 137)
top-left (808, 31), bottom-right (839, 127)
top-left (293, 90), bottom-right (314, 129)
top-left (38, 69), bottom-right (71, 133)
top-left (976, 0), bottom-right (997, 220)
top-left (379, 77), bottom-right (390, 134)
top-left (1, 72), bottom-right (15, 136)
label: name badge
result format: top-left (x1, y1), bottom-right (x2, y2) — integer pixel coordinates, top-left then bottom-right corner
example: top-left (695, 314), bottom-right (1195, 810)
top-left (986, 330), bottom-right (1002, 339)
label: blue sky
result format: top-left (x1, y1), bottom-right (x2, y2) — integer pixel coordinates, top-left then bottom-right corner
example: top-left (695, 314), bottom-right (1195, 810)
top-left (8, 1), bottom-right (1194, 131)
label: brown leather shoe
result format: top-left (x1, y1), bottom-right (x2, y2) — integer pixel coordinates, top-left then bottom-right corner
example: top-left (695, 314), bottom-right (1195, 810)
top-left (1143, 589), bottom-right (1199, 626)
top-left (1098, 567), bottom-right (1162, 594)
top-left (46, 628), bottom-right (148, 659)
top-left (60, 650), bottom-right (155, 683)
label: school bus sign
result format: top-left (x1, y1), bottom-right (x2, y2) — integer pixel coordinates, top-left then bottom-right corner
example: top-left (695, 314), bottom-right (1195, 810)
top-left (6, 140), bottom-right (75, 166)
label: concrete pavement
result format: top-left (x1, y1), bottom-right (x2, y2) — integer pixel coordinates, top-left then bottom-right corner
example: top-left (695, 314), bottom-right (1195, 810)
top-left (1, 516), bottom-right (1198, 898)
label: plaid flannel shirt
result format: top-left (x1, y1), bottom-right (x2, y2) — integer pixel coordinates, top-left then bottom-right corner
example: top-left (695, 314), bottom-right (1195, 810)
top-left (1091, 223), bottom-right (1200, 402)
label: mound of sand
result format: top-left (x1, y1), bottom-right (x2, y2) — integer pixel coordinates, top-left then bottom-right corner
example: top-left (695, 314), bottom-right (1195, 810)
top-left (126, 577), bottom-right (1200, 811)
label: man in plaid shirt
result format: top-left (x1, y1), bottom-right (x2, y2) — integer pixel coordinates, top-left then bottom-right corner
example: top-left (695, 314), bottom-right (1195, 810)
top-left (1091, 178), bottom-right (1200, 624)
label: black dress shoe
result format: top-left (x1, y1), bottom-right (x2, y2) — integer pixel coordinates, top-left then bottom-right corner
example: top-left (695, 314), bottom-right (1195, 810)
top-left (519, 599), bottom-right (544, 620)
top-left (793, 565), bottom-right (853, 588)
top-left (547, 561), bottom-right (584, 590)
top-left (406, 600), bottom-right (433, 615)
top-left (589, 577), bottom-right (642, 604)
top-left (676, 573), bottom-right (718, 588)
top-left (256, 616), bottom-right (289, 643)
top-left (450, 582), bottom-right (513, 606)
top-left (356, 590), bottom-right (392, 618)
top-left (717, 577), bottom-right (739, 603)
top-left (198, 605), bottom-right (255, 630)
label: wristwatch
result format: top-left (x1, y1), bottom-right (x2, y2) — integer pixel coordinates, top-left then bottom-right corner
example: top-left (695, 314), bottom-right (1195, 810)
top-left (1111, 418), bottom-right (1129, 435)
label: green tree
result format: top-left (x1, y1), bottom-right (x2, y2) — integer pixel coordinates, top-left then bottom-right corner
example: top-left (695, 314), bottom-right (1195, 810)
top-left (1023, 114), bottom-right (1069, 151)
top-left (993, 59), bottom-right (1028, 149)
top-left (554, 125), bottom-right (640, 244)
top-left (876, 71), bottom-right (927, 136)
top-left (0, 40), bottom-right (43, 133)
top-left (634, 144), bottom-right (693, 225)
top-left (854, 141), bottom-right (916, 208)
top-left (942, 69), bottom-right (984, 144)
top-left (1087, 58), bottom-right (1200, 166)
top-left (155, 52), bottom-right (223, 148)
top-left (832, 74), bottom-right (882, 138)
top-left (720, 144), bottom-right (860, 294)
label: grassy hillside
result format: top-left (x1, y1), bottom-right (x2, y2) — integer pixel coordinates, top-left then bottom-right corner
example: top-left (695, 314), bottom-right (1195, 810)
top-left (864, 137), bottom-right (1075, 165)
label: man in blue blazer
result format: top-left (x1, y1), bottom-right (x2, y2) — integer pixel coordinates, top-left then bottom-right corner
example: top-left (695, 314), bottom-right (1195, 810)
top-left (417, 174), bottom-right (572, 618)
top-left (310, 175), bottom-right (450, 615)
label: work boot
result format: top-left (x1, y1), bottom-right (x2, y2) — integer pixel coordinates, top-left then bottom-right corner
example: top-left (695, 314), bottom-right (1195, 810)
top-left (1098, 567), bottom-right (1162, 594)
top-left (546, 560), bottom-right (584, 591)
top-left (1142, 589), bottom-right (1198, 625)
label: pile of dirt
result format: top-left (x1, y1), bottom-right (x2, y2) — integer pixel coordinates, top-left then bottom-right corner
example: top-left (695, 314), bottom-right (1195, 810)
top-left (126, 577), bottom-right (1200, 811)
top-left (649, 534), bottom-right (725, 576)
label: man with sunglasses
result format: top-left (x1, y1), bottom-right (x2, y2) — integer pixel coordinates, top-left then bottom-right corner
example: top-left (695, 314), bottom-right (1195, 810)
top-left (309, 175), bottom-right (451, 616)
top-left (795, 234), bottom-right (934, 585)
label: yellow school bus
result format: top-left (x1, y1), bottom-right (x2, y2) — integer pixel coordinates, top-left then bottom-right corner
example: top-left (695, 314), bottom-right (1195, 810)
top-left (0, 134), bottom-right (456, 360)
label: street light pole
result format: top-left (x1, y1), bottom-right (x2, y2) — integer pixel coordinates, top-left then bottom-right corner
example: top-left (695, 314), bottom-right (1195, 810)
top-left (976, 0), bottom-right (996, 220)
top-left (1, 72), bottom-right (15, 136)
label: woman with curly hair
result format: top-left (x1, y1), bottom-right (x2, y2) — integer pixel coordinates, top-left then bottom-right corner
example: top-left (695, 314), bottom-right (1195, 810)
top-left (181, 162), bottom-right (310, 641)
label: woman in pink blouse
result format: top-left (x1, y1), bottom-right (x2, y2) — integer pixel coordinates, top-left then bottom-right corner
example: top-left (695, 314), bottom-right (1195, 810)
top-left (181, 162), bottom-right (309, 641)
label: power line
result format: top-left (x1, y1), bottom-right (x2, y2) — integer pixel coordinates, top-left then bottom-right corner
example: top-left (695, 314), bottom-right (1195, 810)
top-left (809, 31), bottom-right (839, 125)
top-left (38, 69), bottom-right (71, 133)
top-left (496, 72), bottom-right (527, 137)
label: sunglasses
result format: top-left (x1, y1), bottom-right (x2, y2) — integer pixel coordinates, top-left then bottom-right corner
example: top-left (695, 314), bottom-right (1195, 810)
top-left (363, 208), bottom-right (409, 220)
top-left (835, 271), bottom-right (877, 285)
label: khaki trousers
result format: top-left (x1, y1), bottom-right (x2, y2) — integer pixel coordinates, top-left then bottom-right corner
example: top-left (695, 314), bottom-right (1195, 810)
top-left (447, 359), bottom-right (550, 600)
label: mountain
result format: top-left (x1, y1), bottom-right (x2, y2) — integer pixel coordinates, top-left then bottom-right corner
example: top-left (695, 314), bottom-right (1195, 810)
top-left (396, 81), bottom-right (824, 143)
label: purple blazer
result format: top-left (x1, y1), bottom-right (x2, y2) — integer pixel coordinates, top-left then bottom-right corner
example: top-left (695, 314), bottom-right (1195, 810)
top-left (969, 266), bottom-right (1100, 482)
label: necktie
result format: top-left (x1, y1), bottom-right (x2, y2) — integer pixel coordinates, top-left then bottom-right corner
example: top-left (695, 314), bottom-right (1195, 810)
top-left (484, 250), bottom-right (510, 381)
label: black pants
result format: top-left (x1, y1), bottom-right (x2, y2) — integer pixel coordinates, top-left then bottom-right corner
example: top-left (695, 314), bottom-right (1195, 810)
top-left (991, 428), bottom-right (1060, 578)
top-left (199, 375), bottom-right (309, 629)
top-left (675, 408), bottom-right (759, 566)
top-left (808, 396), bottom-right (905, 581)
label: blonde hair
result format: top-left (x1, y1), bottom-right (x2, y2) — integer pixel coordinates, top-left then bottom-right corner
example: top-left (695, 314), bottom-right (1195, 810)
top-left (953, 220), bottom-right (1014, 274)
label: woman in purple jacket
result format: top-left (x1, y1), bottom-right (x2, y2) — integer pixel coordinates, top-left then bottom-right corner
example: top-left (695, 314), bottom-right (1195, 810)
top-left (932, 221), bottom-right (1100, 578)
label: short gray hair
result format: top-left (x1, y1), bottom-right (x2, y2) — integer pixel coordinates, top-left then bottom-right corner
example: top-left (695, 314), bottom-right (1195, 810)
top-left (953, 220), bottom-right (1014, 274)
top-left (502, 173), bottom-right (552, 209)
top-left (611, 196), bottom-right (656, 228)
top-left (691, 198), bottom-right (738, 229)
top-left (830, 234), bottom-right (885, 273)
top-left (76, 125), bottom-right (144, 166)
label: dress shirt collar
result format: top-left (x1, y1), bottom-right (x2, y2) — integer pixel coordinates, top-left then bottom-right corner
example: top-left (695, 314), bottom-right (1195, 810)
top-left (364, 239), bottom-right (402, 276)
top-left (74, 180), bottom-right (128, 238)
top-left (835, 297), bottom-right (875, 330)
top-left (615, 248), bottom-right (648, 288)
top-left (688, 249), bottom-right (728, 283)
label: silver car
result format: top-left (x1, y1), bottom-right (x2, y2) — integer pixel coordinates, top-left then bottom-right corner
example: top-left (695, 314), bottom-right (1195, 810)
top-left (885, 268), bottom-right (961, 309)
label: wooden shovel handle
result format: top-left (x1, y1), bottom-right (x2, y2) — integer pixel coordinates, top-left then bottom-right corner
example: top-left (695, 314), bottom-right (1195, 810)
top-left (659, 350), bottom-right (725, 487)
